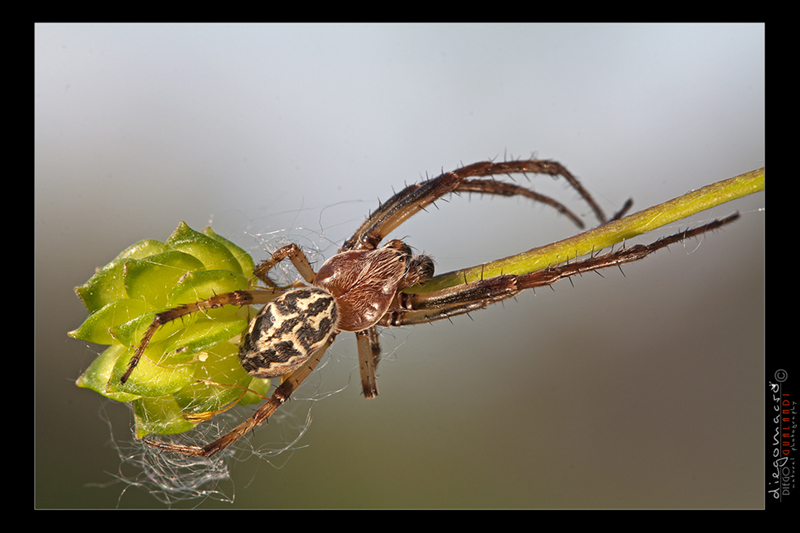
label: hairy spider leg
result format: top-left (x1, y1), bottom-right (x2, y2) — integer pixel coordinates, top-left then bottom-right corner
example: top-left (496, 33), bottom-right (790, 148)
top-left (144, 334), bottom-right (337, 457)
top-left (342, 159), bottom-right (613, 252)
top-left (356, 329), bottom-right (379, 398)
top-left (348, 244), bottom-right (434, 399)
top-left (379, 214), bottom-right (740, 327)
top-left (338, 159), bottom-right (618, 393)
top-left (119, 287), bottom-right (284, 384)
top-left (123, 243), bottom-right (323, 384)
top-left (337, 159), bottom-right (618, 397)
top-left (609, 198), bottom-right (635, 222)
top-left (252, 243), bottom-right (318, 287)
top-left (454, 179), bottom-right (586, 228)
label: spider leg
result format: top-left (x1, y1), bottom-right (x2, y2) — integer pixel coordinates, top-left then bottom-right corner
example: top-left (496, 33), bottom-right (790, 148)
top-left (342, 159), bottom-right (613, 251)
top-left (120, 288), bottom-right (283, 384)
top-left (609, 198), bottom-right (634, 222)
top-left (380, 214), bottom-right (740, 327)
top-left (144, 334), bottom-right (337, 457)
top-left (454, 178), bottom-right (586, 228)
top-left (123, 243), bottom-right (320, 384)
top-left (353, 245), bottom-right (434, 398)
top-left (379, 276), bottom-right (522, 327)
top-left (356, 329), bottom-right (379, 398)
top-left (368, 325), bottom-right (381, 366)
top-left (253, 243), bottom-right (318, 287)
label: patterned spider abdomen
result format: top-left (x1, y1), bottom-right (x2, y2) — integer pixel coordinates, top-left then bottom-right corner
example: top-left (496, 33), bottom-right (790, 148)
top-left (239, 287), bottom-right (338, 378)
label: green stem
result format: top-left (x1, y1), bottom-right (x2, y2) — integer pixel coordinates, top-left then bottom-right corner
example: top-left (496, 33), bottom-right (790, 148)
top-left (407, 167), bottom-right (764, 294)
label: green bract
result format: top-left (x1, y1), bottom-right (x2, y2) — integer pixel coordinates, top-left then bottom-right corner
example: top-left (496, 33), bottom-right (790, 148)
top-left (70, 222), bottom-right (269, 438)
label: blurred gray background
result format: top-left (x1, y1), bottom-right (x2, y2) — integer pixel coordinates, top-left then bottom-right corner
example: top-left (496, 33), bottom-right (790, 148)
top-left (35, 23), bottom-right (764, 508)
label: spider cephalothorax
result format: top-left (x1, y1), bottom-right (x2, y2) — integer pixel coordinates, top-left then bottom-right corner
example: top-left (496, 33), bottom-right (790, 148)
top-left (121, 158), bottom-right (738, 458)
top-left (315, 239), bottom-right (434, 332)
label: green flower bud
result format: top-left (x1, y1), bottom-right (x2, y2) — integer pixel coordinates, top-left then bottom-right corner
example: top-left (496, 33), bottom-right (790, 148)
top-left (70, 222), bottom-right (266, 437)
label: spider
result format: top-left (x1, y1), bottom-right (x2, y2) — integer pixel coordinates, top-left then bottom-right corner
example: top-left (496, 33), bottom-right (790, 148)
top-left (121, 159), bottom-right (738, 457)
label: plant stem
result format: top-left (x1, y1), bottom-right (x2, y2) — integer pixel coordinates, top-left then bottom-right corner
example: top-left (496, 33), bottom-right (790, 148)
top-left (408, 167), bottom-right (764, 294)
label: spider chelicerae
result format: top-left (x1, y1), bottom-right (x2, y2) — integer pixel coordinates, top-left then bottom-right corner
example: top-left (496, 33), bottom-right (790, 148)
top-left (121, 158), bottom-right (738, 457)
